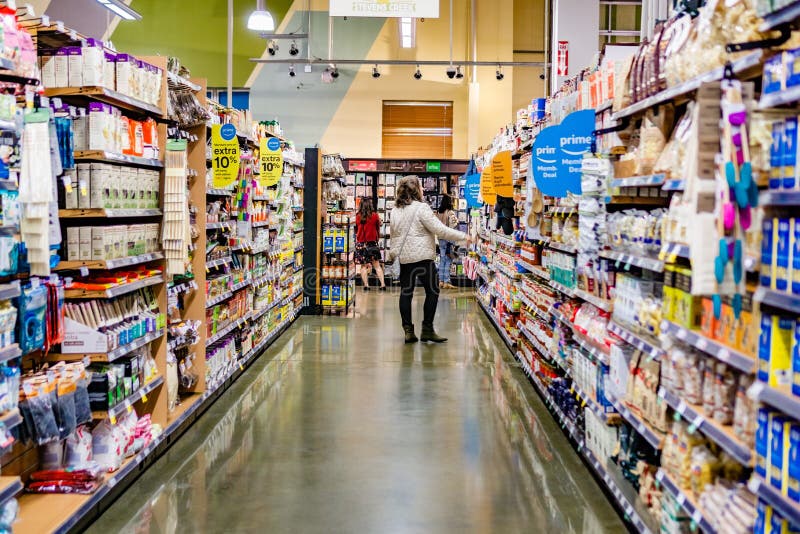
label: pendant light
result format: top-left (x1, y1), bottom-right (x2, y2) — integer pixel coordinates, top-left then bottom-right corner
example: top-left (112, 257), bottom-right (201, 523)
top-left (248, 0), bottom-right (275, 32)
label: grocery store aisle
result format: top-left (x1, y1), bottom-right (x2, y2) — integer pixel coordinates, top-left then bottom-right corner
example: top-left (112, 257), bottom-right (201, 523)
top-left (88, 291), bottom-right (624, 533)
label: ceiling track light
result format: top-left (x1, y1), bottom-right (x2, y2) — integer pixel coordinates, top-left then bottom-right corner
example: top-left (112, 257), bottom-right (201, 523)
top-left (413, 65), bottom-right (422, 80)
top-left (496, 65), bottom-right (504, 81)
top-left (455, 66), bottom-right (463, 79)
top-left (372, 65), bottom-right (380, 79)
top-left (94, 0), bottom-right (142, 21)
top-left (248, 0), bottom-right (275, 32)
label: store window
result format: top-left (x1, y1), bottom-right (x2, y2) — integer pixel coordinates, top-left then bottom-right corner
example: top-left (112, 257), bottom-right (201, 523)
top-left (382, 101), bottom-right (453, 159)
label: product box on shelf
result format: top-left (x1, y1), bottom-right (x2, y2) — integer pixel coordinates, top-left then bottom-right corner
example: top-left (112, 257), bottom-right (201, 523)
top-left (757, 408), bottom-right (773, 479)
top-left (758, 313), bottom-right (794, 387)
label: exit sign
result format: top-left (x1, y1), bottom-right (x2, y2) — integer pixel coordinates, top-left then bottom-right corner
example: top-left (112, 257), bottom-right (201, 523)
top-left (426, 161), bottom-right (441, 172)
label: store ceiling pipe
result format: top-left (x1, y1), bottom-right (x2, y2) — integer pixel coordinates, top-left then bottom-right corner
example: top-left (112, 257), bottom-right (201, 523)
top-left (250, 58), bottom-right (547, 66)
top-left (228, 0), bottom-right (233, 108)
top-left (470, 0), bottom-right (477, 82)
top-left (543, 0), bottom-right (550, 95)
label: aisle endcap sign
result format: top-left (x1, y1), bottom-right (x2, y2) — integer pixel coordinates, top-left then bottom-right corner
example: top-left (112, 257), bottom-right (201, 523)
top-left (464, 173), bottom-right (482, 208)
top-left (480, 165), bottom-right (496, 205)
top-left (491, 151), bottom-right (513, 197)
top-left (329, 0), bottom-right (439, 18)
top-left (211, 124), bottom-right (240, 188)
top-left (259, 137), bottom-right (283, 188)
top-left (530, 109), bottom-right (593, 197)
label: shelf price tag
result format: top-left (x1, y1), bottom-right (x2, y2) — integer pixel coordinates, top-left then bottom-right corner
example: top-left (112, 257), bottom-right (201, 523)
top-left (211, 124), bottom-right (240, 188)
top-left (259, 137), bottom-right (283, 188)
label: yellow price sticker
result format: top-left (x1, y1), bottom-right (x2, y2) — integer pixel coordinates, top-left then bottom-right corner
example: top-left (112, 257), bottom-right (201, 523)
top-left (126, 403), bottom-right (133, 414)
top-left (141, 394), bottom-right (148, 403)
top-left (110, 414), bottom-right (117, 425)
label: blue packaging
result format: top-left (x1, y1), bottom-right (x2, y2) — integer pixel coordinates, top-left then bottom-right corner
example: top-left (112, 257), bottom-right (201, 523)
top-left (760, 314), bottom-right (774, 384)
top-left (776, 218), bottom-right (792, 292)
top-left (531, 98), bottom-right (546, 121)
top-left (765, 217), bottom-right (776, 288)
top-left (323, 231), bottom-right (333, 254)
top-left (757, 408), bottom-right (772, 479)
top-left (321, 283), bottom-right (330, 306)
top-left (772, 121), bottom-right (785, 190)
top-left (755, 499), bottom-right (770, 534)
top-left (595, 364), bottom-right (614, 413)
top-left (787, 48), bottom-right (800, 88)
top-left (334, 230), bottom-right (345, 253)
top-left (771, 414), bottom-right (791, 492)
top-left (765, 53), bottom-right (785, 95)
top-left (794, 219), bottom-right (800, 295)
top-left (789, 424), bottom-right (800, 502)
top-left (793, 322), bottom-right (800, 397)
top-left (785, 118), bottom-right (799, 190)
top-left (331, 284), bottom-right (342, 306)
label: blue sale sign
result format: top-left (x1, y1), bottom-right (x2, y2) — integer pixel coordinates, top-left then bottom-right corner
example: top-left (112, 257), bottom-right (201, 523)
top-left (464, 172), bottom-right (482, 208)
top-left (530, 109), bottom-right (593, 197)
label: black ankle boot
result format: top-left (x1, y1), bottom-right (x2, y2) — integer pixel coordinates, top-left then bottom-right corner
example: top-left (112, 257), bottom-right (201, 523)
top-left (420, 324), bottom-right (447, 343)
top-left (403, 325), bottom-right (418, 343)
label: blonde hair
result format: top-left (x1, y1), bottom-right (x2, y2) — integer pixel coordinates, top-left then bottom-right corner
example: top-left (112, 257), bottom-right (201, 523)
top-left (396, 175), bottom-right (423, 207)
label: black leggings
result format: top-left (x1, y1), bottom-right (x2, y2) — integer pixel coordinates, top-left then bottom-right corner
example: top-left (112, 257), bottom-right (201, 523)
top-left (399, 260), bottom-right (439, 328)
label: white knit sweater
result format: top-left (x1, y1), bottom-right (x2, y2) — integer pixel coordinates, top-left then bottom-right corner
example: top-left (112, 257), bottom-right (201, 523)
top-left (389, 201), bottom-right (467, 264)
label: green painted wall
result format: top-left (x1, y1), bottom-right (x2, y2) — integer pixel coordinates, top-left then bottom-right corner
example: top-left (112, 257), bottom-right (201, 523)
top-left (111, 0), bottom-right (293, 87)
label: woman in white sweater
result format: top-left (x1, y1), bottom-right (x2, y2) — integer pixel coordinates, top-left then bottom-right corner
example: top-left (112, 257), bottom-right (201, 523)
top-left (389, 176), bottom-right (471, 343)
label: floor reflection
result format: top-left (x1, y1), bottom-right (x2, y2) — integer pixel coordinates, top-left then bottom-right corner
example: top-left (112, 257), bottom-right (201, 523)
top-left (88, 293), bottom-right (624, 534)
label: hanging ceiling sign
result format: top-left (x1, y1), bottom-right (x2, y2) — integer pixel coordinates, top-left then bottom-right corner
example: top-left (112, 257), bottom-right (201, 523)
top-left (491, 151), bottom-right (513, 197)
top-left (464, 172), bottom-right (482, 208)
top-left (211, 124), bottom-right (240, 188)
top-left (557, 41), bottom-right (569, 76)
top-left (530, 109), bottom-right (593, 197)
top-left (480, 165), bottom-right (496, 205)
top-left (329, 0), bottom-right (439, 18)
top-left (259, 136), bottom-right (283, 188)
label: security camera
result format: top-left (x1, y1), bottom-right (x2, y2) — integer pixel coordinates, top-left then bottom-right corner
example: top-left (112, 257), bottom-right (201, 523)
top-left (455, 66), bottom-right (463, 79)
top-left (539, 73), bottom-right (546, 80)
top-left (289, 65), bottom-right (296, 77)
top-left (267, 41), bottom-right (278, 55)
top-left (372, 66), bottom-right (380, 78)
top-left (331, 66), bottom-right (339, 79)
top-left (496, 67), bottom-right (504, 81)
top-left (413, 66), bottom-right (422, 80)
top-left (289, 41), bottom-right (299, 56)
top-left (446, 66), bottom-right (456, 79)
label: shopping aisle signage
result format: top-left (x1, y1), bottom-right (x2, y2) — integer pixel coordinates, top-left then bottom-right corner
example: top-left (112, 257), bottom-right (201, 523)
top-left (480, 166), bottom-right (496, 205)
top-left (426, 161), bottom-right (441, 172)
top-left (259, 136), bottom-right (283, 187)
top-left (211, 124), bottom-right (240, 188)
top-left (464, 173), bottom-right (481, 208)
top-left (329, 0), bottom-right (439, 18)
top-left (530, 109), bottom-right (592, 198)
top-left (557, 41), bottom-right (569, 76)
top-left (348, 160), bottom-right (377, 171)
top-left (491, 151), bottom-right (513, 197)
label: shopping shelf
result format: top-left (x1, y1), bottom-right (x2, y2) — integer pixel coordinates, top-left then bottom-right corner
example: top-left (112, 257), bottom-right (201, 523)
top-left (660, 320), bottom-right (754, 373)
top-left (548, 241), bottom-right (578, 254)
top-left (659, 242), bottom-right (691, 261)
top-left (0, 281), bottom-right (21, 301)
top-left (44, 86), bottom-right (163, 116)
top-left (63, 275), bottom-right (164, 299)
top-left (46, 328), bottom-right (165, 364)
top-left (0, 477), bottom-right (22, 509)
top-left (574, 288), bottom-right (613, 312)
top-left (550, 280), bottom-right (576, 297)
top-left (571, 382), bottom-right (620, 425)
top-left (73, 150), bottom-right (163, 169)
top-left (658, 387), bottom-right (752, 466)
top-left (753, 381), bottom-right (800, 422)
top-left (754, 287), bottom-right (800, 315)
top-left (168, 279), bottom-right (198, 296)
top-left (206, 255), bottom-right (233, 269)
top-left (598, 249), bottom-right (664, 273)
top-left (656, 469), bottom-right (715, 533)
top-left (609, 321), bottom-right (665, 361)
top-left (609, 398), bottom-right (664, 450)
top-left (206, 316), bottom-right (249, 346)
top-left (609, 174), bottom-right (666, 188)
top-left (611, 51), bottom-right (762, 121)
top-left (55, 251), bottom-right (165, 271)
top-left (92, 376), bottom-right (164, 423)
top-left (58, 208), bottom-right (162, 218)
top-left (661, 179), bottom-right (686, 191)
top-left (516, 258), bottom-right (550, 281)
top-left (749, 475), bottom-right (800, 527)
top-left (759, 190), bottom-right (800, 207)
top-left (0, 409), bottom-right (22, 431)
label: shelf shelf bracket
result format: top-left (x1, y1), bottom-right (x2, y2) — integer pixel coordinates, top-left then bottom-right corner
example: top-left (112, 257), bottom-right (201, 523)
top-left (726, 24), bottom-right (790, 53)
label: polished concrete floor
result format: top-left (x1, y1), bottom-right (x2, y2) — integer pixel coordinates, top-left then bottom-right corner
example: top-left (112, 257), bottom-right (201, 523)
top-left (88, 290), bottom-right (626, 534)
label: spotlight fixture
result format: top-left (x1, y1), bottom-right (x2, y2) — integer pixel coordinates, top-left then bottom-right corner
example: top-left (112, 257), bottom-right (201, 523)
top-left (455, 66), bottom-right (463, 79)
top-left (289, 65), bottom-right (296, 77)
top-left (247, 0), bottom-right (275, 31)
top-left (413, 66), bottom-right (422, 80)
top-left (496, 66), bottom-right (504, 81)
top-left (289, 41), bottom-right (299, 56)
top-left (94, 0), bottom-right (142, 21)
top-left (372, 65), bottom-right (381, 79)
top-left (267, 40), bottom-right (279, 56)
top-left (331, 65), bottom-right (340, 79)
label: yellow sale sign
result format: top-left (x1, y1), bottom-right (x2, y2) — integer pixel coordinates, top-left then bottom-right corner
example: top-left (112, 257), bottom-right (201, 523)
top-left (492, 150), bottom-right (513, 197)
top-left (211, 124), bottom-right (240, 188)
top-left (480, 165), bottom-right (496, 205)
